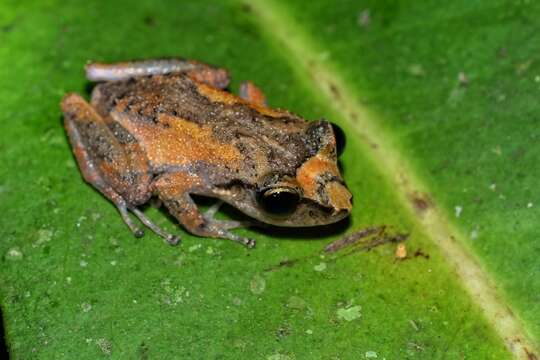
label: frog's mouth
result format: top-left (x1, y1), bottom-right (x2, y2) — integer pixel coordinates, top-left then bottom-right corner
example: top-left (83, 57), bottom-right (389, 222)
top-left (212, 186), bottom-right (350, 227)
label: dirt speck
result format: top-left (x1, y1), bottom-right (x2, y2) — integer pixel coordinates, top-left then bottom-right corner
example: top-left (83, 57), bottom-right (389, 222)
top-left (337, 305), bottom-right (362, 321)
top-left (409, 319), bottom-right (420, 331)
top-left (328, 82), bottom-right (341, 99)
top-left (491, 145), bottom-right (502, 156)
top-left (34, 229), bottom-right (53, 247)
top-left (409, 192), bottom-right (431, 212)
top-left (188, 243), bottom-right (202, 252)
top-left (250, 274), bottom-right (266, 295)
top-left (365, 350), bottom-right (378, 358)
top-left (357, 9), bottom-right (371, 27)
top-left (458, 72), bottom-right (469, 86)
top-left (413, 249), bottom-right (430, 260)
top-left (160, 278), bottom-right (188, 306)
top-left (287, 296), bottom-right (307, 310)
top-left (515, 59), bottom-right (533, 75)
top-left (96, 338), bottom-right (112, 356)
top-left (5, 247), bottom-right (23, 261)
top-left (395, 243), bottom-right (407, 260)
top-left (407, 64), bottom-right (425, 77)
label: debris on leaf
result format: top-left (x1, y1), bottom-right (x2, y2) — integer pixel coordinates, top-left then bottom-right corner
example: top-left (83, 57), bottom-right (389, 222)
top-left (250, 274), bottom-right (266, 295)
top-left (337, 305), bottom-right (362, 322)
top-left (5, 247), bottom-right (23, 261)
top-left (395, 243), bottom-right (407, 260)
top-left (365, 350), bottom-right (378, 358)
top-left (324, 226), bottom-right (381, 252)
top-left (458, 71), bottom-right (469, 86)
top-left (314, 262), bottom-right (327, 272)
top-left (407, 64), bottom-right (425, 77)
top-left (287, 296), bottom-right (307, 310)
top-left (96, 338), bottom-right (112, 356)
top-left (324, 226), bottom-right (409, 254)
top-left (357, 9), bottom-right (371, 28)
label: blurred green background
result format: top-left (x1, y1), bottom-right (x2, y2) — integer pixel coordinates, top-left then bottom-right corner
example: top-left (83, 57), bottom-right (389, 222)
top-left (0, 0), bottom-right (538, 358)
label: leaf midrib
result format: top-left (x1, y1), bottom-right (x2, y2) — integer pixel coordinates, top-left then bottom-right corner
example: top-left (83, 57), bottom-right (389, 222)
top-left (244, 0), bottom-right (539, 358)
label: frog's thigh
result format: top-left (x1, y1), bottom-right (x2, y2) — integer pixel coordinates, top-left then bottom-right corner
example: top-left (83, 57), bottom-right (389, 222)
top-left (62, 93), bottom-right (151, 205)
top-left (154, 173), bottom-right (255, 248)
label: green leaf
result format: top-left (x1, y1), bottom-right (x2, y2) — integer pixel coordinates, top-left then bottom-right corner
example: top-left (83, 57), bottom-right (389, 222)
top-left (0, 0), bottom-right (537, 358)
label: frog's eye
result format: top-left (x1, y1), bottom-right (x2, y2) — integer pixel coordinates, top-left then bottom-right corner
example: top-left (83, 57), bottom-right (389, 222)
top-left (330, 123), bottom-right (346, 157)
top-left (258, 187), bottom-right (300, 216)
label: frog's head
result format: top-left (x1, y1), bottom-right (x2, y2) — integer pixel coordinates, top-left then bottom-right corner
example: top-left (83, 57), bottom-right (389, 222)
top-left (220, 121), bottom-right (352, 227)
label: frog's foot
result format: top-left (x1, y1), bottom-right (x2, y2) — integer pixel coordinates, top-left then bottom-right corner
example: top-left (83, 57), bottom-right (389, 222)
top-left (86, 59), bottom-right (230, 89)
top-left (239, 81), bottom-right (267, 107)
top-left (131, 208), bottom-right (181, 245)
top-left (155, 176), bottom-right (256, 248)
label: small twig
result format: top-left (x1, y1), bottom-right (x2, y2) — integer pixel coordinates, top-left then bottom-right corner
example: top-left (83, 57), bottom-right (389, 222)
top-left (324, 226), bottom-right (383, 253)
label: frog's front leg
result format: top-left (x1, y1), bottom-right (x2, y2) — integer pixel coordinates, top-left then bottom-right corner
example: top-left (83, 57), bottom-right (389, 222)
top-left (86, 58), bottom-right (230, 89)
top-left (154, 173), bottom-right (256, 248)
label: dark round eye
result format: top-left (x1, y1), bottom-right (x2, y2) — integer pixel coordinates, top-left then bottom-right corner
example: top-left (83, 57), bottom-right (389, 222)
top-left (258, 187), bottom-right (300, 216)
top-left (331, 123), bottom-right (346, 156)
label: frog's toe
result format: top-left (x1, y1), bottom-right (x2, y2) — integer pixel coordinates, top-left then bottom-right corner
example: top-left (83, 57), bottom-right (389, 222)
top-left (244, 238), bottom-right (256, 249)
top-left (131, 208), bottom-right (181, 245)
top-left (166, 234), bottom-right (181, 246)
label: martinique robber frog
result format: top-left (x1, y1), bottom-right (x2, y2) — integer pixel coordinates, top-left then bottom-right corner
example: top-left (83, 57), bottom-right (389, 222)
top-left (61, 58), bottom-right (352, 248)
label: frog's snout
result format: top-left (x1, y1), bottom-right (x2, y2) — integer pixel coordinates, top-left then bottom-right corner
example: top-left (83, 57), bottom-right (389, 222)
top-left (325, 181), bottom-right (353, 214)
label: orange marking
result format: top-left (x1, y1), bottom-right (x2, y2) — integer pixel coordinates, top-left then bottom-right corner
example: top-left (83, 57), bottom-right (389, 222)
top-left (240, 81), bottom-right (267, 107)
top-left (296, 155), bottom-right (339, 198)
top-left (325, 181), bottom-right (352, 211)
top-left (116, 113), bottom-right (242, 168)
top-left (194, 82), bottom-right (289, 119)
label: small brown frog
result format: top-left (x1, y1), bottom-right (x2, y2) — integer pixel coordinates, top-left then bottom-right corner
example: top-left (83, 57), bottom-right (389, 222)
top-left (61, 59), bottom-right (352, 248)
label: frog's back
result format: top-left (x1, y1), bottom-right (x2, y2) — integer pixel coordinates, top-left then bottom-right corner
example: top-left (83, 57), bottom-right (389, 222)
top-left (91, 74), bottom-right (327, 182)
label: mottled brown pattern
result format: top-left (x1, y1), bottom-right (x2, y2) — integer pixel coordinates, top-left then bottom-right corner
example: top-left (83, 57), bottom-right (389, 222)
top-left (61, 59), bottom-right (352, 247)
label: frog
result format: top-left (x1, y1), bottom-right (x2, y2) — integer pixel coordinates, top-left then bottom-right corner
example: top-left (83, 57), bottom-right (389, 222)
top-left (61, 58), bottom-right (352, 248)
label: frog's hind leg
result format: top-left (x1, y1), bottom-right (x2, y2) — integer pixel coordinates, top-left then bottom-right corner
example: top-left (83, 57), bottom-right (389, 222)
top-left (62, 93), bottom-right (180, 245)
top-left (86, 59), bottom-right (230, 89)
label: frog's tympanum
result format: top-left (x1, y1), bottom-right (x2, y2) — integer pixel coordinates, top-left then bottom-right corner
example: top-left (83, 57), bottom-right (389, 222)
top-left (61, 59), bottom-right (352, 248)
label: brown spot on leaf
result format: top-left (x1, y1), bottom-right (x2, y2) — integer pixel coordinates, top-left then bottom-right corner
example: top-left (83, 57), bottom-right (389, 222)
top-left (409, 192), bottom-right (431, 213)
